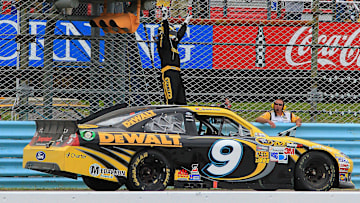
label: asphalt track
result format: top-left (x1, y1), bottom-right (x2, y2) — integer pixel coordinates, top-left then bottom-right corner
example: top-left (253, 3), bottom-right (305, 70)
top-left (1, 190), bottom-right (359, 203)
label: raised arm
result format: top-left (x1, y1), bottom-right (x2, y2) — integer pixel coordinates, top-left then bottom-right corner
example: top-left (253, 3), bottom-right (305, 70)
top-left (177, 14), bottom-right (192, 41)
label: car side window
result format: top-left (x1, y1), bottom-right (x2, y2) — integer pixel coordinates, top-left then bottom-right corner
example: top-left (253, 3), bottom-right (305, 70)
top-left (144, 113), bottom-right (186, 134)
top-left (195, 116), bottom-right (220, 136)
top-left (221, 118), bottom-right (251, 137)
top-left (195, 115), bottom-right (250, 137)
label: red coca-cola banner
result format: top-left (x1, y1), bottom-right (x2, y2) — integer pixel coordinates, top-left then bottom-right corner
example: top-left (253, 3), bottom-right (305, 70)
top-left (213, 22), bottom-right (360, 71)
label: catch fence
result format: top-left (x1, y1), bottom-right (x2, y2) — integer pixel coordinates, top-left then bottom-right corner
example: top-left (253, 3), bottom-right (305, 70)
top-left (0, 0), bottom-right (360, 123)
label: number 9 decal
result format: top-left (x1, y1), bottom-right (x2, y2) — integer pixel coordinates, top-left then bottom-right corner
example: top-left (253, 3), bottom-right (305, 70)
top-left (202, 140), bottom-right (243, 177)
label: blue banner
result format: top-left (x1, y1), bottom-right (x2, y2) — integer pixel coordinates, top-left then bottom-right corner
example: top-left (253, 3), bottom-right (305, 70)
top-left (0, 15), bottom-right (213, 69)
top-left (136, 23), bottom-right (213, 69)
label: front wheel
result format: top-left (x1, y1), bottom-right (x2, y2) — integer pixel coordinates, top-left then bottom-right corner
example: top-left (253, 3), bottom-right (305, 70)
top-left (126, 150), bottom-right (172, 191)
top-left (294, 151), bottom-right (336, 191)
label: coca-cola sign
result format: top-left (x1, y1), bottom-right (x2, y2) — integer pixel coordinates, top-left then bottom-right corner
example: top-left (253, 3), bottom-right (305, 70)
top-left (214, 23), bottom-right (360, 70)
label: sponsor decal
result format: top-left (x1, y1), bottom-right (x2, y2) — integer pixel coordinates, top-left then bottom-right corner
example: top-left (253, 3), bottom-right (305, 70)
top-left (255, 151), bottom-right (269, 163)
top-left (339, 168), bottom-right (349, 173)
top-left (256, 138), bottom-right (273, 146)
top-left (286, 143), bottom-right (303, 148)
top-left (270, 152), bottom-right (278, 162)
top-left (256, 145), bottom-right (269, 151)
top-left (80, 131), bottom-right (96, 141)
top-left (78, 124), bottom-right (99, 129)
top-left (194, 107), bottom-right (221, 111)
top-left (254, 133), bottom-right (266, 137)
top-left (340, 163), bottom-right (350, 168)
top-left (36, 136), bottom-right (52, 142)
top-left (89, 163), bottom-right (126, 179)
top-left (122, 110), bottom-right (156, 128)
top-left (189, 164), bottom-right (201, 181)
top-left (269, 146), bottom-right (285, 153)
top-left (256, 138), bottom-right (290, 147)
top-left (286, 143), bottom-right (298, 148)
top-left (35, 151), bottom-right (46, 161)
top-left (164, 77), bottom-right (172, 100)
top-left (278, 154), bottom-right (288, 164)
top-left (339, 173), bottom-right (347, 182)
top-left (336, 156), bottom-right (350, 163)
top-left (272, 141), bottom-right (289, 147)
top-left (99, 132), bottom-right (182, 147)
top-left (284, 147), bottom-right (295, 155)
top-left (175, 169), bottom-right (189, 181)
top-left (66, 152), bottom-right (86, 159)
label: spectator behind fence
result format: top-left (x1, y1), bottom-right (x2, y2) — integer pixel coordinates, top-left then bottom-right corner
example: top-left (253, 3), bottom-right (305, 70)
top-left (335, 0), bottom-right (354, 22)
top-left (255, 99), bottom-right (302, 128)
top-left (284, 0), bottom-right (304, 20)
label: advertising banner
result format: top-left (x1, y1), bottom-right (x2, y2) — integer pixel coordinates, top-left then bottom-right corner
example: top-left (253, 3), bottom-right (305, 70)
top-left (213, 23), bottom-right (360, 70)
top-left (136, 23), bottom-right (213, 69)
top-left (1, 13), bottom-right (360, 71)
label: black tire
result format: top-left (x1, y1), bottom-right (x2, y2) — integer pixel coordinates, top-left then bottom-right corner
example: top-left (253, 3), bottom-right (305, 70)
top-left (126, 150), bottom-right (172, 191)
top-left (294, 151), bottom-right (336, 191)
top-left (82, 175), bottom-right (122, 191)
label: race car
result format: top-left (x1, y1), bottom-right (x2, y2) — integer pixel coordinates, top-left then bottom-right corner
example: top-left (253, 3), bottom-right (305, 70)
top-left (23, 104), bottom-right (355, 191)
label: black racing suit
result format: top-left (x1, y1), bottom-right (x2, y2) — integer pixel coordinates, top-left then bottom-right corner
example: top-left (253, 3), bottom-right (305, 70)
top-left (156, 19), bottom-right (187, 105)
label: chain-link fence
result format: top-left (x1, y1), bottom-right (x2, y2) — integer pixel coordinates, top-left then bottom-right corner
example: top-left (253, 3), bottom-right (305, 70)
top-left (0, 0), bottom-right (360, 123)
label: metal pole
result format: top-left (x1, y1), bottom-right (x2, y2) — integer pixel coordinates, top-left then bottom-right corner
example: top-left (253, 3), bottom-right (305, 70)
top-left (310, 0), bottom-right (320, 122)
top-left (18, 0), bottom-right (30, 120)
top-left (90, 3), bottom-right (101, 114)
top-left (267, 0), bottom-right (271, 20)
top-left (43, 19), bottom-right (56, 119)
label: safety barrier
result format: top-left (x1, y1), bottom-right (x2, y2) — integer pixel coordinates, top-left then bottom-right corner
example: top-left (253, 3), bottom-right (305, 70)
top-left (0, 121), bottom-right (359, 189)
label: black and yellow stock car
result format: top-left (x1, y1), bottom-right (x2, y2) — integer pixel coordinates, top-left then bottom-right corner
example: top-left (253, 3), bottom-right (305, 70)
top-left (23, 104), bottom-right (354, 191)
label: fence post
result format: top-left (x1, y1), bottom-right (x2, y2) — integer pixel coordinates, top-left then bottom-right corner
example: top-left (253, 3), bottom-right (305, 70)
top-left (17, 0), bottom-right (31, 120)
top-left (43, 18), bottom-right (56, 119)
top-left (310, 0), bottom-right (320, 122)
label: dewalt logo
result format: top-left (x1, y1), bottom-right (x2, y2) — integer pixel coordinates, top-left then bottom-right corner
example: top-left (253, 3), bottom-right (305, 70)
top-left (99, 132), bottom-right (182, 147)
top-left (164, 77), bottom-right (172, 99)
top-left (122, 110), bottom-right (156, 128)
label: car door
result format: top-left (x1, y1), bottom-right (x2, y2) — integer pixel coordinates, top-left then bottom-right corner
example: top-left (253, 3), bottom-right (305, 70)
top-left (188, 114), bottom-right (274, 183)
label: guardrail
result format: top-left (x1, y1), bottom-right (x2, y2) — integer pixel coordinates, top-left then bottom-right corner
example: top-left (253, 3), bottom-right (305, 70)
top-left (0, 121), bottom-right (359, 189)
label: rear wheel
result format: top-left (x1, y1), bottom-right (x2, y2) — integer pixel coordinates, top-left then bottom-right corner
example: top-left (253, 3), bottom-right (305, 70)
top-left (126, 150), bottom-right (172, 191)
top-left (294, 151), bottom-right (336, 191)
top-left (82, 176), bottom-right (122, 191)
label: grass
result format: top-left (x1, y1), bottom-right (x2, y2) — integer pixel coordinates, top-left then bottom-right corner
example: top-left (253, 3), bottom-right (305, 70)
top-left (1, 101), bottom-right (360, 123)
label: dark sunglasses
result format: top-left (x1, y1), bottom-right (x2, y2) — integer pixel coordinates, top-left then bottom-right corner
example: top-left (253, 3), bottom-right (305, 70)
top-left (274, 102), bottom-right (283, 106)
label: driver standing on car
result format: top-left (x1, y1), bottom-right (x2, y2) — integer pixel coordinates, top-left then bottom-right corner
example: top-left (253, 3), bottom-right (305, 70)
top-left (155, 7), bottom-right (192, 105)
top-left (255, 98), bottom-right (302, 128)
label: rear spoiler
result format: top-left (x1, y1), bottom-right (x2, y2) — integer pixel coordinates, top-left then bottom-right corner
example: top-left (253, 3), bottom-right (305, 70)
top-left (32, 120), bottom-right (79, 147)
top-left (77, 103), bottom-right (127, 124)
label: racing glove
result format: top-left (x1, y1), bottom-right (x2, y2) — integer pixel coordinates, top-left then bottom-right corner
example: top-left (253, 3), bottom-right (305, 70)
top-left (162, 6), bottom-right (169, 20)
top-left (184, 14), bottom-right (192, 24)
